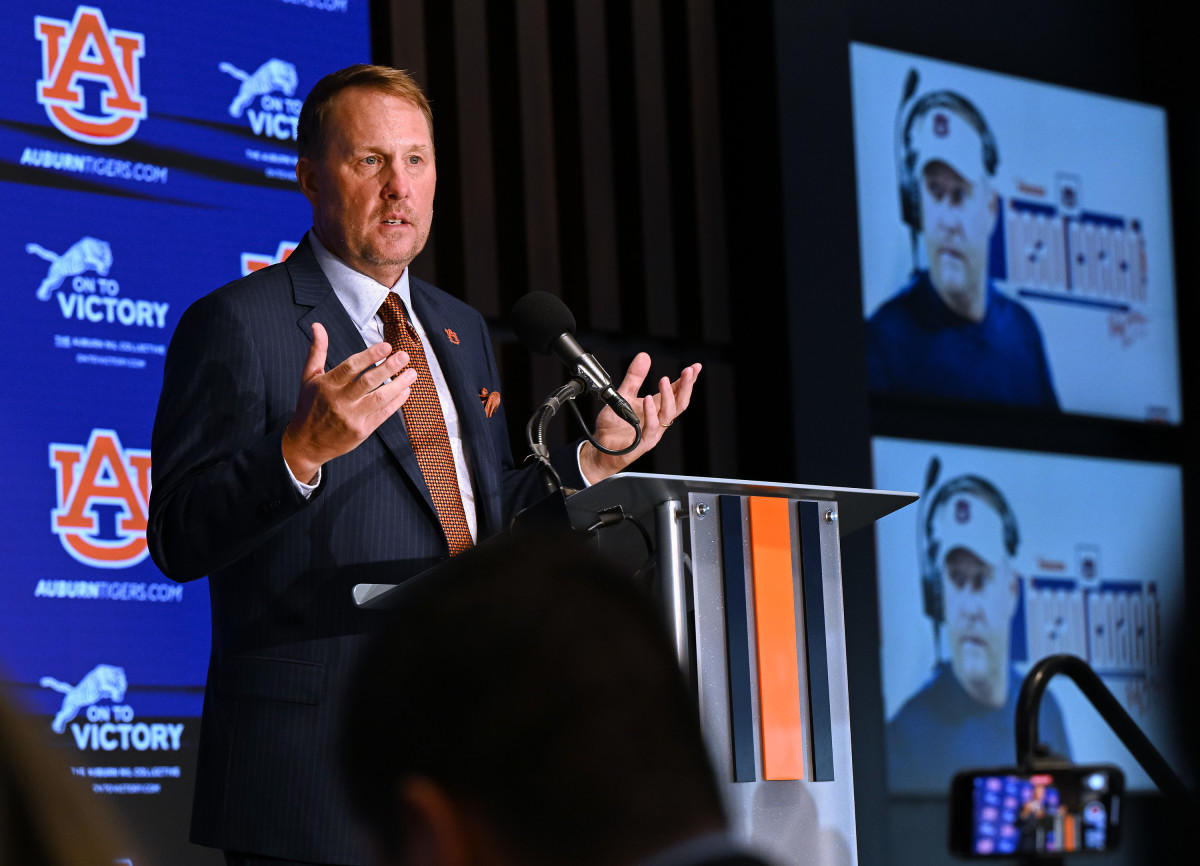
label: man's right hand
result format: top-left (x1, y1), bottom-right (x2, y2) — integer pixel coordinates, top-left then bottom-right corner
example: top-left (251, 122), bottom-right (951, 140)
top-left (281, 322), bottom-right (417, 483)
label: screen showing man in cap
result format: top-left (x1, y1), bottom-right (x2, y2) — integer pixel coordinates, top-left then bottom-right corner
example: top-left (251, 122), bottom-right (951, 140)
top-left (867, 83), bottom-right (1059, 409)
top-left (885, 473), bottom-right (1070, 792)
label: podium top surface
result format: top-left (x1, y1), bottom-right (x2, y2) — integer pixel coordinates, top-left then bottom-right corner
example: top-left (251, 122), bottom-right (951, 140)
top-left (564, 471), bottom-right (917, 536)
top-left (353, 473), bottom-right (918, 609)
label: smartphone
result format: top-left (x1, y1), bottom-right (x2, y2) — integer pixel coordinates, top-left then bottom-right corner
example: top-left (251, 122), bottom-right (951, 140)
top-left (948, 764), bottom-right (1124, 858)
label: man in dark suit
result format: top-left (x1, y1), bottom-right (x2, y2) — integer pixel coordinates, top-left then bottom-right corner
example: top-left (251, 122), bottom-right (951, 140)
top-left (148, 64), bottom-right (700, 866)
top-left (341, 534), bottom-right (775, 866)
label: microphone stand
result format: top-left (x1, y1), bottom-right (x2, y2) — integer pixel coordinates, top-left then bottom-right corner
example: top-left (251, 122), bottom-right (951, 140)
top-left (524, 375), bottom-right (644, 496)
top-left (526, 378), bottom-right (587, 495)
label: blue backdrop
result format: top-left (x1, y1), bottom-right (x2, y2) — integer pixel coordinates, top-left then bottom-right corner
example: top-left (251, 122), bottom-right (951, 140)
top-left (1, 2), bottom-right (370, 862)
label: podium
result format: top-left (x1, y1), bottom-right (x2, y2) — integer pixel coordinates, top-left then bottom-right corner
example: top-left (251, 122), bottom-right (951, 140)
top-left (563, 472), bottom-right (915, 866)
top-left (354, 471), bottom-right (915, 865)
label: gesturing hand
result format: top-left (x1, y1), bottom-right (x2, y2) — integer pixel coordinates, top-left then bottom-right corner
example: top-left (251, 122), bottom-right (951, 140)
top-left (281, 322), bottom-right (418, 483)
top-left (578, 352), bottom-right (702, 485)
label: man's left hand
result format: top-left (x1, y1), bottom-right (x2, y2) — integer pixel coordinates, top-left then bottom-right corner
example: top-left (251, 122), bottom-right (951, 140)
top-left (578, 352), bottom-right (702, 485)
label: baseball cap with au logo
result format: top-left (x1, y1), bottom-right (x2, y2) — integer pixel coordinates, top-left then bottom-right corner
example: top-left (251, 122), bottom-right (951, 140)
top-left (930, 492), bottom-right (1007, 569)
top-left (910, 106), bottom-right (991, 185)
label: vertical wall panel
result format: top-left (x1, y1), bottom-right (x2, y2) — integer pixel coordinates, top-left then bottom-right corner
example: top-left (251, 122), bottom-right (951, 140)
top-left (630, 0), bottom-right (679, 337)
top-left (702, 360), bottom-right (738, 479)
top-left (684, 0), bottom-right (731, 342)
top-left (452, 0), bottom-right (501, 317)
top-left (515, 0), bottom-right (562, 299)
top-left (575, 0), bottom-right (622, 331)
top-left (482, 0), bottom-right (529, 310)
top-left (385, 0), bottom-right (746, 473)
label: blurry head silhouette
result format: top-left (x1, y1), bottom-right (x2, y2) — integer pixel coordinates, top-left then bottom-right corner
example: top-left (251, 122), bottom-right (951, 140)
top-left (340, 533), bottom-right (727, 866)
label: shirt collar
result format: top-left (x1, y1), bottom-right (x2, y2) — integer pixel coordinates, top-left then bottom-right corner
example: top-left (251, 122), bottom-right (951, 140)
top-left (307, 229), bottom-right (412, 326)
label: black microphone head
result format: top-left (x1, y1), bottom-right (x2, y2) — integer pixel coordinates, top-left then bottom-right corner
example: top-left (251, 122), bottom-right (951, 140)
top-left (510, 291), bottom-right (576, 355)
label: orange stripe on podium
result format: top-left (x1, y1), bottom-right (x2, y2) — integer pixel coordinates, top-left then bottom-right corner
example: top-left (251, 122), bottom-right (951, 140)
top-left (748, 496), bottom-right (804, 780)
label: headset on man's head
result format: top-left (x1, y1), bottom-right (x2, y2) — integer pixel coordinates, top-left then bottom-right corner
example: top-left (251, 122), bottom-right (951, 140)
top-left (895, 69), bottom-right (1000, 259)
top-left (917, 457), bottom-right (1020, 630)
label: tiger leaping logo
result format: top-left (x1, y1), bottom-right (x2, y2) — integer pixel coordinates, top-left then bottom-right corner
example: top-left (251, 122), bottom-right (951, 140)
top-left (26, 237), bottom-right (114, 300)
top-left (218, 58), bottom-right (299, 118)
top-left (40, 664), bottom-right (128, 734)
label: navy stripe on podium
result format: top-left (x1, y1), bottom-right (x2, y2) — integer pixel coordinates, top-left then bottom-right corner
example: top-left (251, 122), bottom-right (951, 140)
top-left (719, 494), bottom-right (756, 782)
top-left (797, 500), bottom-right (834, 781)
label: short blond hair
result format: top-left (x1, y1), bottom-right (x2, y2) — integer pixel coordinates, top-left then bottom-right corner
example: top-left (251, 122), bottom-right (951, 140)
top-left (297, 64), bottom-right (434, 159)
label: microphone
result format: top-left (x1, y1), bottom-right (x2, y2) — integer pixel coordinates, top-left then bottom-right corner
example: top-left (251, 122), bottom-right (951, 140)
top-left (510, 292), bottom-right (640, 428)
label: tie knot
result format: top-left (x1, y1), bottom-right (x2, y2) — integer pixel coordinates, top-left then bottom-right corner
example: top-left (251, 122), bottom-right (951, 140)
top-left (378, 293), bottom-right (407, 327)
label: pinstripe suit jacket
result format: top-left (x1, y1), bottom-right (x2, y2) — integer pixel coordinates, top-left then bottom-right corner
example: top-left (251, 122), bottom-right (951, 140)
top-left (148, 237), bottom-right (581, 864)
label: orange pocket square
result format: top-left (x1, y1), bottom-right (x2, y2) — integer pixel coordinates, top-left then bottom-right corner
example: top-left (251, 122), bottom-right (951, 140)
top-left (479, 388), bottom-right (501, 418)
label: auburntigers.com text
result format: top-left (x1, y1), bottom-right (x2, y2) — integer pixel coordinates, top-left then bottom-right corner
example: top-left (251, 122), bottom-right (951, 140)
top-left (20, 147), bottom-right (169, 183)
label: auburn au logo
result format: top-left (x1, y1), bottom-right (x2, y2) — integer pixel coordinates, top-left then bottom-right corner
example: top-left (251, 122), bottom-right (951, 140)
top-left (49, 429), bottom-right (151, 568)
top-left (35, 6), bottom-right (148, 145)
top-left (240, 241), bottom-right (298, 276)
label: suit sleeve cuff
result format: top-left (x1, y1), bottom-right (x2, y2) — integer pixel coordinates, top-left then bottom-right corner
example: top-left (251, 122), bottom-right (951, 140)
top-left (285, 459), bottom-right (322, 499)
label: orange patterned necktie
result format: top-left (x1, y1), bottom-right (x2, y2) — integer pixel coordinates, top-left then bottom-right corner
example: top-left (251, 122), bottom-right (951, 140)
top-left (377, 293), bottom-right (473, 555)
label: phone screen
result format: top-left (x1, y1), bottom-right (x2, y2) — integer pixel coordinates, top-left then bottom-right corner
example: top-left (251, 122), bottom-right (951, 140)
top-left (949, 766), bottom-right (1124, 857)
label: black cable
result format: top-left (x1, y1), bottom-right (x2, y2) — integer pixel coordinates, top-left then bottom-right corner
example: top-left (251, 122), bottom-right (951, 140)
top-left (565, 396), bottom-right (641, 456)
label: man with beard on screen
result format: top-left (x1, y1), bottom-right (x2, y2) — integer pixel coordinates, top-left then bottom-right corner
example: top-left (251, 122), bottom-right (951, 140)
top-left (867, 84), bottom-right (1059, 409)
top-left (886, 472), bottom-right (1070, 791)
